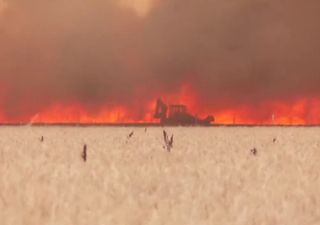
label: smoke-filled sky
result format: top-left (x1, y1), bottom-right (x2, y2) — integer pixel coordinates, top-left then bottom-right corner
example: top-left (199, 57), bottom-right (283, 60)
top-left (0, 0), bottom-right (320, 119)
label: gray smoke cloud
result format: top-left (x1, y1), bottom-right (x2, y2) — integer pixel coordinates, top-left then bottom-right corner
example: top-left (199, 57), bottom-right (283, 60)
top-left (0, 0), bottom-right (320, 120)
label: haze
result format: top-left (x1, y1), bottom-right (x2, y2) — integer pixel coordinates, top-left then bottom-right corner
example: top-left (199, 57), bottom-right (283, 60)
top-left (0, 0), bottom-right (319, 120)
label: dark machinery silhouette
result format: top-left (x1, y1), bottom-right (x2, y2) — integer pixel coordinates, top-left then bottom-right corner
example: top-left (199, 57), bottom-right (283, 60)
top-left (154, 98), bottom-right (214, 126)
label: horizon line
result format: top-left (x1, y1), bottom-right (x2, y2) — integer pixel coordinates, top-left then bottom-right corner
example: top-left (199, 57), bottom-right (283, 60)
top-left (0, 123), bottom-right (319, 127)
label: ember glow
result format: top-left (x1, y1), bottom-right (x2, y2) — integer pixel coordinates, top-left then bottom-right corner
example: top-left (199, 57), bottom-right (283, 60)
top-left (30, 102), bottom-right (157, 124)
top-left (209, 99), bottom-right (320, 125)
top-left (1, 0), bottom-right (320, 125)
top-left (1, 86), bottom-right (320, 125)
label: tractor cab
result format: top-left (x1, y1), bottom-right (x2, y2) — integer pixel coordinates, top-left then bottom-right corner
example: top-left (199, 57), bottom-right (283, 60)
top-left (168, 105), bottom-right (187, 118)
top-left (154, 97), bottom-right (214, 125)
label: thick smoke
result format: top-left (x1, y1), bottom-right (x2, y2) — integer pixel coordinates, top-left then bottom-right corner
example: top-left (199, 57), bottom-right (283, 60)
top-left (0, 0), bottom-right (320, 120)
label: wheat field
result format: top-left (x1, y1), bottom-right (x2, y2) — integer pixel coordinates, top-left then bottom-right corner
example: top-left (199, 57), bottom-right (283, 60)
top-left (0, 126), bottom-right (319, 225)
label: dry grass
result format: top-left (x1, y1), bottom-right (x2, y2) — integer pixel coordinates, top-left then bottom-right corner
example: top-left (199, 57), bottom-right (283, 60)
top-left (0, 126), bottom-right (320, 225)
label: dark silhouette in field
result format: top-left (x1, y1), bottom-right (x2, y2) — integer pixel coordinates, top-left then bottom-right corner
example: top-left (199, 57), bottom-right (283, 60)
top-left (154, 98), bottom-right (214, 126)
top-left (128, 131), bottom-right (134, 138)
top-left (82, 144), bottom-right (87, 162)
top-left (126, 131), bottom-right (134, 144)
top-left (250, 148), bottom-right (257, 156)
top-left (163, 130), bottom-right (173, 152)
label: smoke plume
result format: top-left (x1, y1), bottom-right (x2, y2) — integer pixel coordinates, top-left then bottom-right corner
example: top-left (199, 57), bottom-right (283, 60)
top-left (0, 0), bottom-right (320, 121)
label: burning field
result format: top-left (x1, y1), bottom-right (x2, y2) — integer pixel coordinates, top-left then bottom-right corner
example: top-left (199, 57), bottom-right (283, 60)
top-left (1, 0), bottom-right (320, 125)
top-left (1, 1), bottom-right (320, 223)
top-left (0, 126), bottom-right (320, 224)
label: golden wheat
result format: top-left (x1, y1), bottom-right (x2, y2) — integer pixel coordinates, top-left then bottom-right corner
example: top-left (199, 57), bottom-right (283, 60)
top-left (0, 126), bottom-right (319, 225)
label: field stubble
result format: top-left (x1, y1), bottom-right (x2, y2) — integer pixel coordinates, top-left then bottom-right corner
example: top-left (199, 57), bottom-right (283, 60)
top-left (0, 126), bottom-right (319, 225)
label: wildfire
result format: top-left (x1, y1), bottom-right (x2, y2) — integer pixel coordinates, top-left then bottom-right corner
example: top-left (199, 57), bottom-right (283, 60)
top-left (0, 85), bottom-right (320, 125)
top-left (194, 98), bottom-right (320, 125)
top-left (26, 101), bottom-right (157, 124)
top-left (157, 86), bottom-right (320, 125)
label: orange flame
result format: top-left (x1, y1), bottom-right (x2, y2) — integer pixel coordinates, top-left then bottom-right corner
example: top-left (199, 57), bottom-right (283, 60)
top-left (28, 101), bottom-right (157, 124)
top-left (1, 85), bottom-right (320, 125)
